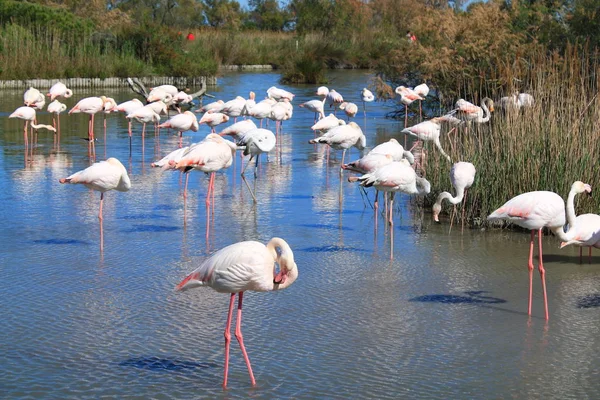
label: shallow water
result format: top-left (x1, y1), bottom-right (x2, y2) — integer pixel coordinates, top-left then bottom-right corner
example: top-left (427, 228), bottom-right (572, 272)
top-left (2, 71), bottom-right (600, 399)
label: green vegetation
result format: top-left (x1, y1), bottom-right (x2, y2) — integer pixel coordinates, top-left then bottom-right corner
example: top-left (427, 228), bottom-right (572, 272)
top-left (419, 45), bottom-right (600, 227)
top-left (0, 1), bottom-right (599, 225)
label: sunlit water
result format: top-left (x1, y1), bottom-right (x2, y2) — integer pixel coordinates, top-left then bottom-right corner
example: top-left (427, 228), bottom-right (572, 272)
top-left (2, 71), bottom-right (600, 399)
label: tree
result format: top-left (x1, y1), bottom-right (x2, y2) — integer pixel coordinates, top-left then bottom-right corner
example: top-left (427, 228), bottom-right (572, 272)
top-left (202, 0), bottom-right (244, 29)
top-left (248, 0), bottom-right (290, 31)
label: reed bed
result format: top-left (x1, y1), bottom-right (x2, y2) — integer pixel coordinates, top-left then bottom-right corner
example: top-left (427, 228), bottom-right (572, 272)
top-left (422, 45), bottom-right (600, 228)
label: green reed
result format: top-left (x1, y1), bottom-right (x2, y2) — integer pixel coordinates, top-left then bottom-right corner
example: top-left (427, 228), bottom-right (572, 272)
top-left (422, 44), bottom-right (600, 228)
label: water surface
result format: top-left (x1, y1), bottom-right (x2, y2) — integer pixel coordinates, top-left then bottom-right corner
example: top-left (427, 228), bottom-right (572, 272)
top-left (1, 71), bottom-right (600, 399)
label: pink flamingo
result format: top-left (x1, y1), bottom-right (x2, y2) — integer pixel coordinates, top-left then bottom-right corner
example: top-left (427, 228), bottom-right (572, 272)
top-left (69, 96), bottom-right (110, 156)
top-left (47, 100), bottom-right (67, 135)
top-left (338, 102), bottom-right (359, 121)
top-left (487, 181), bottom-right (592, 320)
top-left (401, 118), bottom-right (452, 172)
top-left (199, 112), bottom-right (229, 134)
top-left (59, 157), bottom-right (131, 250)
top-left (159, 111), bottom-right (199, 147)
top-left (432, 161), bottom-right (476, 231)
top-left (309, 121), bottom-right (366, 168)
top-left (413, 83), bottom-right (429, 120)
top-left (47, 81), bottom-right (73, 101)
top-left (9, 106), bottom-right (36, 146)
top-left (560, 214), bottom-right (600, 263)
top-left (175, 237), bottom-right (298, 388)
top-left (361, 88), bottom-right (375, 116)
top-left (195, 99), bottom-right (224, 114)
top-left (266, 86), bottom-right (295, 102)
top-left (395, 86), bottom-right (424, 130)
top-left (24, 87), bottom-right (45, 110)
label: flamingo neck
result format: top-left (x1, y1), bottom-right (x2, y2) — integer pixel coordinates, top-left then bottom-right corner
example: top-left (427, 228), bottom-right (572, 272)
top-left (433, 138), bottom-right (452, 162)
top-left (566, 187), bottom-right (578, 228)
top-left (479, 100), bottom-right (491, 123)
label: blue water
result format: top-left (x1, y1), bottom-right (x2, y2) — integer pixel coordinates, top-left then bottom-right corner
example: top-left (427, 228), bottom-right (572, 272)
top-left (1, 71), bottom-right (600, 399)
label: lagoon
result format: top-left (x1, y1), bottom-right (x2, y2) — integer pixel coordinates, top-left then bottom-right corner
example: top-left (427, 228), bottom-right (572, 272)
top-left (1, 70), bottom-right (599, 399)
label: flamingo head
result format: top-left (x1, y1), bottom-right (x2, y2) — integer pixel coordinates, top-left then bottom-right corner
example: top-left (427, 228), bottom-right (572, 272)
top-left (573, 181), bottom-right (592, 196)
top-left (432, 202), bottom-right (442, 222)
top-left (175, 272), bottom-right (202, 292)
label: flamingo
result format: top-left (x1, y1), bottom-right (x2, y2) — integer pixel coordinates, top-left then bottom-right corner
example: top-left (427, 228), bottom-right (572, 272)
top-left (352, 160), bottom-right (431, 226)
top-left (151, 146), bottom-right (189, 169)
top-left (311, 113), bottom-right (346, 134)
top-left (487, 181), bottom-right (592, 320)
top-left (497, 92), bottom-right (535, 112)
top-left (127, 106), bottom-right (161, 149)
top-left (69, 96), bottom-right (110, 152)
top-left (59, 157), bottom-right (131, 220)
top-left (24, 87), bottom-right (45, 110)
top-left (266, 86), bottom-right (295, 102)
top-left (413, 83), bottom-right (429, 120)
top-left (269, 99), bottom-right (293, 142)
top-left (454, 98), bottom-right (494, 123)
top-left (47, 100), bottom-right (67, 134)
top-left (237, 128), bottom-right (276, 178)
top-left (220, 95), bottom-right (248, 122)
top-left (432, 161), bottom-right (476, 231)
top-left (395, 86), bottom-right (424, 129)
top-left (173, 91), bottom-right (193, 111)
top-left (195, 99), bottom-right (224, 114)
top-left (219, 120), bottom-right (257, 141)
top-left (199, 112), bottom-right (230, 134)
top-left (243, 98), bottom-right (273, 127)
top-left (47, 81), bottom-right (73, 101)
top-left (59, 157), bottom-right (131, 250)
top-left (361, 88), bottom-right (375, 116)
top-left (299, 98), bottom-right (325, 122)
top-left (175, 237), bottom-right (298, 388)
top-left (338, 102), bottom-right (359, 121)
top-left (159, 111), bottom-right (199, 147)
top-left (560, 214), bottom-right (600, 264)
top-left (368, 138), bottom-right (415, 164)
top-left (401, 118), bottom-right (452, 171)
top-left (325, 89), bottom-right (344, 114)
top-left (309, 121), bottom-right (366, 168)
top-left (174, 133), bottom-right (236, 218)
top-left (9, 106), bottom-right (36, 146)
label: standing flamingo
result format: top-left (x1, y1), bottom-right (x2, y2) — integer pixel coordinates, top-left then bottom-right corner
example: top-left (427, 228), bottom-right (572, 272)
top-left (325, 89), bottom-right (344, 114)
top-left (175, 237), bottom-right (298, 388)
top-left (199, 112), bottom-right (230, 134)
top-left (243, 98), bottom-right (273, 127)
top-left (159, 111), bottom-right (200, 147)
top-left (454, 98), bottom-right (494, 124)
top-left (47, 81), bottom-right (73, 101)
top-left (299, 98), bottom-right (325, 122)
top-left (352, 159), bottom-right (431, 226)
top-left (361, 88), bottom-right (375, 116)
top-left (266, 86), bottom-right (295, 102)
top-left (47, 100), bottom-right (67, 135)
top-left (237, 128), bottom-right (276, 178)
top-left (127, 106), bottom-right (161, 152)
top-left (560, 214), bottom-right (600, 264)
top-left (69, 96), bottom-right (110, 156)
top-left (24, 87), bottom-right (45, 109)
top-left (432, 161), bottom-right (476, 231)
top-left (174, 134), bottom-right (236, 235)
top-left (59, 157), bottom-right (131, 250)
top-left (413, 83), bottom-right (429, 120)
top-left (311, 114), bottom-right (346, 134)
top-left (195, 99), bottom-right (224, 114)
top-left (338, 102), bottom-right (359, 121)
top-left (368, 138), bottom-right (415, 164)
top-left (401, 118), bottom-right (452, 171)
top-left (395, 86), bottom-right (424, 130)
top-left (9, 106), bottom-right (36, 146)
top-left (487, 181), bottom-right (592, 320)
top-left (309, 121), bottom-right (366, 168)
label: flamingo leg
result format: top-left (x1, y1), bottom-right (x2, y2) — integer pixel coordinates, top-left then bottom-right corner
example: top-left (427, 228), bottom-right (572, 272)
top-left (537, 228), bottom-right (549, 320)
top-left (389, 192), bottom-right (395, 226)
top-left (183, 173), bottom-right (190, 199)
top-left (223, 293), bottom-right (236, 388)
top-left (340, 149), bottom-right (347, 173)
top-left (241, 155), bottom-right (253, 176)
top-left (99, 192), bottom-right (104, 221)
top-left (461, 189), bottom-right (468, 232)
top-left (235, 292), bottom-right (256, 386)
top-left (528, 230), bottom-right (535, 316)
top-left (579, 247), bottom-right (583, 264)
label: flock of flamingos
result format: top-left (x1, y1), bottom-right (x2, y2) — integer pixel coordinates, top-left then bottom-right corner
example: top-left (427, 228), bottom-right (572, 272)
top-left (7, 80), bottom-right (595, 388)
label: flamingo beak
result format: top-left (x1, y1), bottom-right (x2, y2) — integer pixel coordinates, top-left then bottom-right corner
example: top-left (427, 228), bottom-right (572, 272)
top-left (273, 270), bottom-right (287, 285)
top-left (433, 213), bottom-right (440, 223)
top-left (560, 242), bottom-right (568, 249)
top-left (175, 272), bottom-right (201, 291)
top-left (585, 184), bottom-right (592, 196)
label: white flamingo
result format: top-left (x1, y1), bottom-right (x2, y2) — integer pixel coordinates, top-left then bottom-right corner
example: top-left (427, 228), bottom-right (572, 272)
top-left (174, 237), bottom-right (298, 388)
top-left (432, 161), bottom-right (476, 231)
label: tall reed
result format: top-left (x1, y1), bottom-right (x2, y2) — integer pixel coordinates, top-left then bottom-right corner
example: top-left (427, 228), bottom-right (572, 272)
top-left (422, 45), bottom-right (600, 228)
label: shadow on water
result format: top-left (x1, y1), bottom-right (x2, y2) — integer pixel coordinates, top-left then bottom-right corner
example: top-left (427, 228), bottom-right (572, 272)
top-left (33, 238), bottom-right (90, 245)
top-left (120, 214), bottom-right (169, 220)
top-left (298, 223), bottom-right (354, 231)
top-left (410, 290), bottom-right (507, 304)
top-left (298, 244), bottom-right (370, 253)
top-left (123, 225), bottom-right (180, 233)
top-left (576, 294), bottom-right (600, 308)
top-left (119, 356), bottom-right (218, 372)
